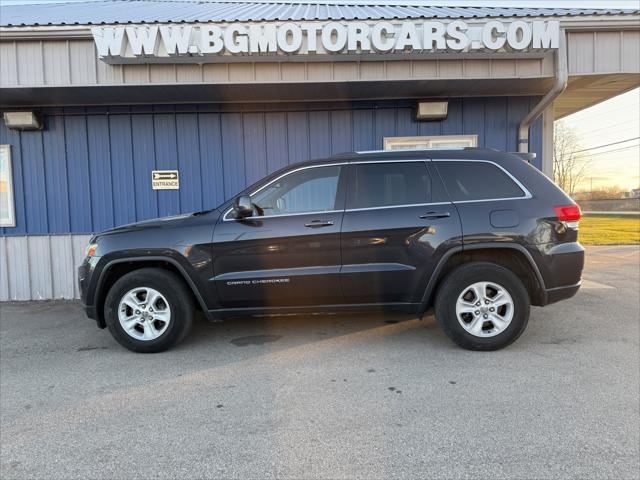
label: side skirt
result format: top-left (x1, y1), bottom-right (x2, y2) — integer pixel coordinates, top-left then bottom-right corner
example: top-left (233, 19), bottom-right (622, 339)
top-left (208, 302), bottom-right (421, 320)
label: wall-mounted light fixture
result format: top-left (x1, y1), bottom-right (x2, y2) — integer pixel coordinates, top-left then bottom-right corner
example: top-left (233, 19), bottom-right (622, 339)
top-left (2, 111), bottom-right (43, 131)
top-left (415, 101), bottom-right (448, 121)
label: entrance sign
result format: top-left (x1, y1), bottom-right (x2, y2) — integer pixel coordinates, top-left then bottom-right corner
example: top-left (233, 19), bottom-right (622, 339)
top-left (92, 20), bottom-right (559, 63)
top-left (152, 170), bottom-right (179, 190)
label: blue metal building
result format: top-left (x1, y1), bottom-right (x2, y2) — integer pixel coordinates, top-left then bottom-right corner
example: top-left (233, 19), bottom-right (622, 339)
top-left (0, 1), bottom-right (638, 300)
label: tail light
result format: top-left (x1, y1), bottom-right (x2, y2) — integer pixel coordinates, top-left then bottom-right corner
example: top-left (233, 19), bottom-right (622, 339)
top-left (554, 204), bottom-right (581, 230)
top-left (553, 204), bottom-right (581, 221)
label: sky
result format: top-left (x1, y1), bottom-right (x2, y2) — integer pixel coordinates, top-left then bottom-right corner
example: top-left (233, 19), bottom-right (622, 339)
top-left (562, 88), bottom-right (640, 192)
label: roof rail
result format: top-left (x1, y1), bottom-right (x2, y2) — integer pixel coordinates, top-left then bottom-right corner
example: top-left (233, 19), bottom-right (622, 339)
top-left (510, 152), bottom-right (537, 163)
top-left (355, 147), bottom-right (467, 154)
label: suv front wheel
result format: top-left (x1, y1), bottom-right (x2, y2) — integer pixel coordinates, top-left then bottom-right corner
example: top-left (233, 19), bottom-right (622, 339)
top-left (435, 262), bottom-right (530, 351)
top-left (104, 268), bottom-right (195, 353)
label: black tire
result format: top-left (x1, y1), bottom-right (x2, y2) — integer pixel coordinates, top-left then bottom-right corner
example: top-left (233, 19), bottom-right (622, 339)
top-left (435, 262), bottom-right (530, 351)
top-left (104, 268), bottom-right (194, 353)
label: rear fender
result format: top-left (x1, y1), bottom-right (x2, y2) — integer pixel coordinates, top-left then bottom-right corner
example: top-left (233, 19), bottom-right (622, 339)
top-left (417, 242), bottom-right (546, 317)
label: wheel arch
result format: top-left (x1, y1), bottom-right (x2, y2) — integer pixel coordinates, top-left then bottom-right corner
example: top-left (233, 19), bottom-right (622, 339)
top-left (94, 256), bottom-right (210, 328)
top-left (419, 243), bottom-right (546, 316)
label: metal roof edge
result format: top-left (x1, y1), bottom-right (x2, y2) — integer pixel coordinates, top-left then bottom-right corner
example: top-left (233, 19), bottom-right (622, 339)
top-left (1, 14), bottom-right (639, 40)
top-left (1, 2), bottom-right (638, 28)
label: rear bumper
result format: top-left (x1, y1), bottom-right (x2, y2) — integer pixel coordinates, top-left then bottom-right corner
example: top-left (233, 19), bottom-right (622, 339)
top-left (543, 281), bottom-right (581, 306)
top-left (537, 242), bottom-right (584, 306)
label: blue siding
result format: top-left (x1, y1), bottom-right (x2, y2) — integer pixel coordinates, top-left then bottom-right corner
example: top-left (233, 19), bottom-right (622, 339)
top-left (264, 112), bottom-right (288, 173)
top-left (131, 113), bottom-right (159, 221)
top-left (243, 113), bottom-right (268, 186)
top-left (109, 113), bottom-right (137, 226)
top-left (0, 97), bottom-right (543, 236)
top-left (64, 113), bottom-right (93, 233)
top-left (21, 130), bottom-right (48, 232)
top-left (176, 113), bottom-right (204, 213)
top-left (353, 109), bottom-right (375, 151)
top-left (309, 111), bottom-right (331, 159)
top-left (42, 114), bottom-right (71, 233)
top-left (221, 113), bottom-right (246, 201)
top-left (485, 97), bottom-right (508, 151)
top-left (87, 115), bottom-right (114, 232)
top-left (197, 113), bottom-right (225, 207)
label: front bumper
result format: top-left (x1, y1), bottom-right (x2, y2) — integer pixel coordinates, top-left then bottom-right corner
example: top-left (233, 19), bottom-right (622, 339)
top-left (78, 256), bottom-right (105, 328)
top-left (83, 304), bottom-right (98, 320)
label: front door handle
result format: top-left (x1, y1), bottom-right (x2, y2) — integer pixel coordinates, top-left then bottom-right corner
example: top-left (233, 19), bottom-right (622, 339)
top-left (304, 220), bottom-right (334, 228)
top-left (419, 211), bottom-right (451, 219)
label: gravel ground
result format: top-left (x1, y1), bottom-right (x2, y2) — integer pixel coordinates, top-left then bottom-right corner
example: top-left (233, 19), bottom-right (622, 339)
top-left (1, 245), bottom-right (638, 479)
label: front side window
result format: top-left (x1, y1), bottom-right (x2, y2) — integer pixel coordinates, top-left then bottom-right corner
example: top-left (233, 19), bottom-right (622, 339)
top-left (250, 165), bottom-right (341, 216)
top-left (435, 161), bottom-right (526, 202)
top-left (347, 162), bottom-right (432, 210)
top-left (0, 145), bottom-right (15, 227)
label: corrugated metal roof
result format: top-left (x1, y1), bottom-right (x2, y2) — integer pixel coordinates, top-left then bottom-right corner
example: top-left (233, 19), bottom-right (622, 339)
top-left (0, 0), bottom-right (637, 27)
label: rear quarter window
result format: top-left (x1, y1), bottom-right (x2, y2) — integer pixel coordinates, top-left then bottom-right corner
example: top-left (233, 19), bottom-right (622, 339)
top-left (435, 161), bottom-right (527, 202)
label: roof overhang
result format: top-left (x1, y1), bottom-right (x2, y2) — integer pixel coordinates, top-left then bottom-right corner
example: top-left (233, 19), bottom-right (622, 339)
top-left (0, 77), bottom-right (558, 107)
top-left (2, 74), bottom-right (637, 115)
top-left (555, 74), bottom-right (640, 119)
top-left (0, 12), bottom-right (638, 116)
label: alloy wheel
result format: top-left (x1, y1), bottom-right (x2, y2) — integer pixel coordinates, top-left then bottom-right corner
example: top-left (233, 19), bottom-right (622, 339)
top-left (117, 287), bottom-right (171, 341)
top-left (455, 281), bottom-right (514, 338)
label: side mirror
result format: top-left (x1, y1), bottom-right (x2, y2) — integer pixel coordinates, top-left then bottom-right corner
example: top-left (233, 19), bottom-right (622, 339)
top-left (233, 194), bottom-right (253, 218)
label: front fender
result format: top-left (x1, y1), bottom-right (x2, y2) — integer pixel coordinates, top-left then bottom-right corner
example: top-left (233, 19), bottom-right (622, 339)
top-left (89, 251), bottom-right (214, 326)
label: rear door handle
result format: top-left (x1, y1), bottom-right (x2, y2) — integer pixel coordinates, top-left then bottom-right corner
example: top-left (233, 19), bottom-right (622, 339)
top-left (419, 211), bottom-right (451, 219)
top-left (304, 220), bottom-right (334, 228)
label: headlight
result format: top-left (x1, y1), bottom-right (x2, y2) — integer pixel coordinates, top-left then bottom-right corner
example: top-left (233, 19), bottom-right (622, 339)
top-left (85, 243), bottom-right (97, 258)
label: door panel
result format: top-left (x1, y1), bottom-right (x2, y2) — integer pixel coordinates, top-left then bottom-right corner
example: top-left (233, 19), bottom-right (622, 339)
top-left (340, 161), bottom-right (462, 304)
top-left (340, 204), bottom-right (460, 303)
top-left (212, 212), bottom-right (344, 308)
top-left (211, 164), bottom-right (346, 308)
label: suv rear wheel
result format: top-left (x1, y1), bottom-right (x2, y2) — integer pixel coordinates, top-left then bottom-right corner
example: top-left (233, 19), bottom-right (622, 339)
top-left (104, 268), bottom-right (194, 353)
top-left (435, 262), bottom-right (530, 351)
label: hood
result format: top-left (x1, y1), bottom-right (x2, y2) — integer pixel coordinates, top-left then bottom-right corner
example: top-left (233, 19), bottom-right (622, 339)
top-left (97, 210), bottom-right (215, 236)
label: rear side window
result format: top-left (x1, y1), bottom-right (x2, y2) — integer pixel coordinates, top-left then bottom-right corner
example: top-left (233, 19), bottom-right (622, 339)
top-left (435, 161), bottom-right (526, 202)
top-left (347, 162), bottom-right (432, 209)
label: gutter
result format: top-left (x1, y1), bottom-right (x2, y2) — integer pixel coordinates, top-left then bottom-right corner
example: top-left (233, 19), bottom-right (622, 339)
top-left (518, 30), bottom-right (568, 153)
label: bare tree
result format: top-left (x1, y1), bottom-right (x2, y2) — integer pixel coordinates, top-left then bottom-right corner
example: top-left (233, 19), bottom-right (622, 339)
top-left (553, 122), bottom-right (590, 197)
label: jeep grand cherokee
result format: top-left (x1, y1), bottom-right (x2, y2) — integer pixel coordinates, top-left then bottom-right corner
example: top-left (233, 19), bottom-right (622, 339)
top-left (79, 148), bottom-right (584, 353)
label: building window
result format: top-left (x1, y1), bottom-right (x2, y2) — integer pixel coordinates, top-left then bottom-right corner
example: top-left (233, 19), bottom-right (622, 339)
top-left (0, 145), bottom-right (16, 227)
top-left (384, 135), bottom-right (478, 150)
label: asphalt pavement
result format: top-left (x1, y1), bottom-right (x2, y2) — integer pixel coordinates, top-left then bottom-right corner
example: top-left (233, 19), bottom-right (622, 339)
top-left (1, 245), bottom-right (639, 479)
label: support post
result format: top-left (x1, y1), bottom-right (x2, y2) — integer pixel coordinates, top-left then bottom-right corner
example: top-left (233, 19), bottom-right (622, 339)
top-left (541, 105), bottom-right (555, 179)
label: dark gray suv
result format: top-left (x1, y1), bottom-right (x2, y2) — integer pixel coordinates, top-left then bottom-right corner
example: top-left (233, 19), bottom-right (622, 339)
top-left (79, 148), bottom-right (584, 353)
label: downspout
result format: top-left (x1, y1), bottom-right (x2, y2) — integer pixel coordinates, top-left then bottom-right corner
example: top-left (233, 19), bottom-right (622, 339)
top-left (518, 30), bottom-right (568, 153)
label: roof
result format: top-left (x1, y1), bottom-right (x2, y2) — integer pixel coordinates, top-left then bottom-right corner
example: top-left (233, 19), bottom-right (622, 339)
top-left (1, 0), bottom-right (637, 27)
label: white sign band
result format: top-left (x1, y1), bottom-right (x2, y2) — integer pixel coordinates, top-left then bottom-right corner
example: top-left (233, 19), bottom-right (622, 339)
top-left (92, 20), bottom-right (560, 62)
